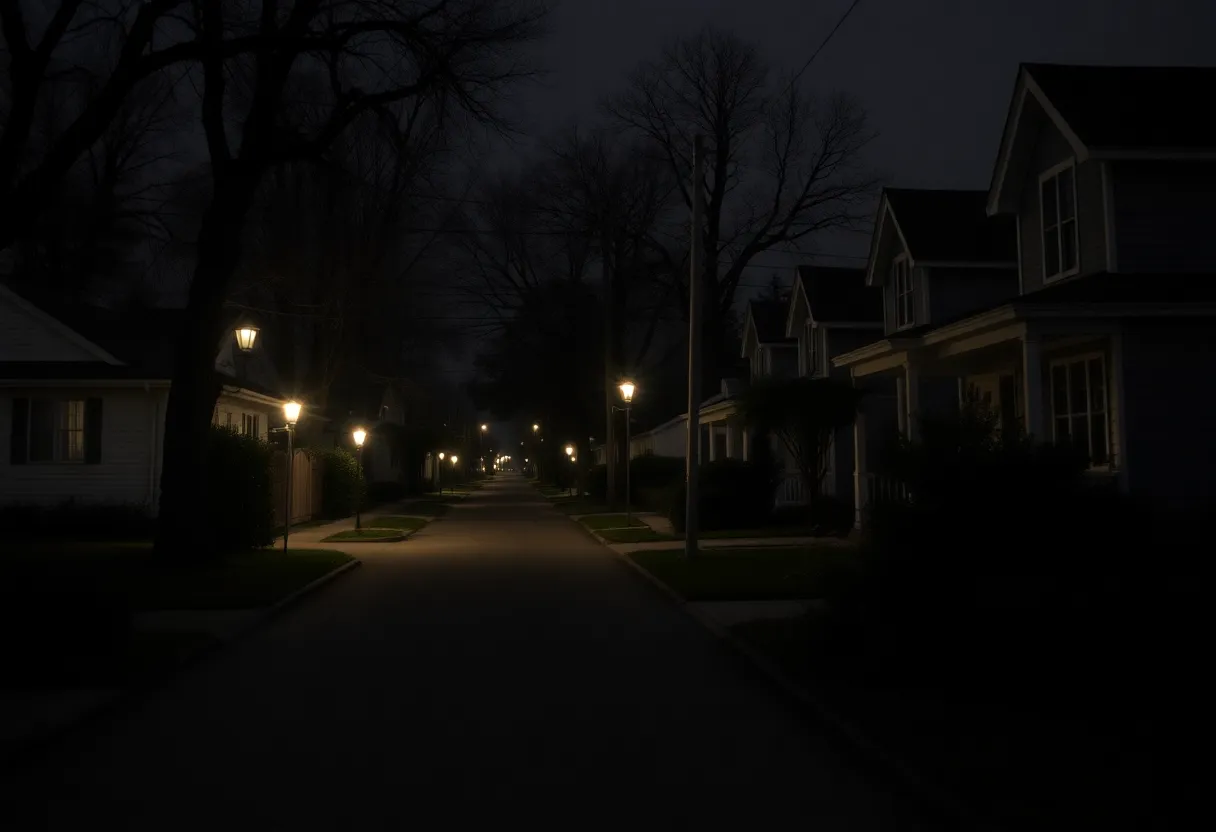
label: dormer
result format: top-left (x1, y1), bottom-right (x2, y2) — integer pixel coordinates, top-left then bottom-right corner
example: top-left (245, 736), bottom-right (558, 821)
top-left (785, 265), bottom-right (883, 378)
top-left (988, 63), bottom-right (1216, 291)
top-left (865, 188), bottom-right (1017, 336)
top-left (741, 298), bottom-right (797, 380)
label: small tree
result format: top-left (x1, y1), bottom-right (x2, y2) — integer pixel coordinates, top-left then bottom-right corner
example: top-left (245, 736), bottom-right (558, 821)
top-left (738, 377), bottom-right (863, 500)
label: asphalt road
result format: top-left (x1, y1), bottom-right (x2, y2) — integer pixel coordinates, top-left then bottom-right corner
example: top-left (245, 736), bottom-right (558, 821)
top-left (2, 476), bottom-right (930, 829)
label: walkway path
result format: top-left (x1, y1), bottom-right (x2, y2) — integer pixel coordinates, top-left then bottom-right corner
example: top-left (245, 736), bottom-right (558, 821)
top-left (1, 476), bottom-right (927, 829)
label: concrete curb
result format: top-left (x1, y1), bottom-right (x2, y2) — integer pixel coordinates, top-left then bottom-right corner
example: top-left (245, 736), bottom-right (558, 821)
top-left (1, 558), bottom-right (362, 772)
top-left (578, 518), bottom-right (998, 832)
top-left (320, 531), bottom-right (406, 543)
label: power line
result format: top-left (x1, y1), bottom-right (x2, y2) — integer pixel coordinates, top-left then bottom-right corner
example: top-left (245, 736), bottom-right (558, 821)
top-left (786, 0), bottom-right (865, 93)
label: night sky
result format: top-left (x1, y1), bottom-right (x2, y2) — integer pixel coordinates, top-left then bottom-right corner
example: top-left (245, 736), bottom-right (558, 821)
top-left (525, 0), bottom-right (1213, 198)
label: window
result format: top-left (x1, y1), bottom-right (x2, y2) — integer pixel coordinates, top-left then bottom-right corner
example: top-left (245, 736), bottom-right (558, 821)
top-left (804, 322), bottom-right (818, 376)
top-left (892, 257), bottom-right (914, 328)
top-left (1040, 163), bottom-right (1079, 280)
top-left (10, 398), bottom-right (99, 464)
top-left (1051, 355), bottom-right (1109, 466)
top-left (241, 413), bottom-right (260, 438)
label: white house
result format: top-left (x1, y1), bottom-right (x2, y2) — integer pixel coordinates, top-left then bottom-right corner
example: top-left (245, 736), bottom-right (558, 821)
top-left (0, 285), bottom-right (288, 514)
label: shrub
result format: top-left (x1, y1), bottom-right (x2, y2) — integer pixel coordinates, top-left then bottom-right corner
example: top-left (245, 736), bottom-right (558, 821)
top-left (313, 447), bottom-right (367, 520)
top-left (206, 425), bottom-right (275, 551)
top-left (669, 459), bottom-right (776, 533)
top-left (823, 401), bottom-right (1156, 687)
top-left (367, 481), bottom-right (408, 505)
top-left (0, 501), bottom-right (154, 540)
top-left (588, 455), bottom-right (685, 506)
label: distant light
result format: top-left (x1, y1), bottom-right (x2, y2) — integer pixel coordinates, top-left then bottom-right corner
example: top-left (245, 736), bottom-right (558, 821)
top-left (564, 444), bottom-right (574, 456)
top-left (352, 428), bottom-right (367, 448)
top-left (451, 455), bottom-right (459, 465)
top-left (480, 424), bottom-right (488, 432)
top-left (532, 424), bottom-right (539, 433)
top-left (438, 452), bottom-right (445, 460)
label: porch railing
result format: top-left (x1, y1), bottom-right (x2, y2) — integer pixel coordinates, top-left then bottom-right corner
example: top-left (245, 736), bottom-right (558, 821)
top-left (775, 472), bottom-right (806, 506)
top-left (865, 472), bottom-right (910, 507)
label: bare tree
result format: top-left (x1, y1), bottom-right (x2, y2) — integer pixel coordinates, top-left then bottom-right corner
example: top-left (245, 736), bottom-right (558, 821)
top-left (604, 25), bottom-right (878, 386)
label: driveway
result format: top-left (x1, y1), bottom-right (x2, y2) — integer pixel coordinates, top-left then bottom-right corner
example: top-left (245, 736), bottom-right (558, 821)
top-left (1, 476), bottom-right (930, 829)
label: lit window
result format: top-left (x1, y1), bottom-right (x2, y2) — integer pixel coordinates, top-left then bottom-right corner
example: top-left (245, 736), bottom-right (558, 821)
top-left (28, 399), bottom-right (86, 462)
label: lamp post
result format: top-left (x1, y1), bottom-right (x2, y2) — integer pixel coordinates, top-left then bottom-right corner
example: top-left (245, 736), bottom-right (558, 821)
top-left (618, 380), bottom-right (636, 526)
top-left (437, 451), bottom-right (445, 495)
top-left (565, 444), bottom-right (575, 496)
top-left (282, 401), bottom-right (302, 553)
top-left (451, 454), bottom-right (459, 488)
top-left (233, 320), bottom-right (259, 383)
top-left (352, 427), bottom-right (367, 530)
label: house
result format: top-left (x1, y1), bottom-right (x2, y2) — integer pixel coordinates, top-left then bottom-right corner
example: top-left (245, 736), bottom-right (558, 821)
top-left (0, 285), bottom-right (290, 514)
top-left (782, 265), bottom-right (884, 504)
top-left (834, 62), bottom-right (1216, 528)
top-left (629, 413), bottom-right (687, 458)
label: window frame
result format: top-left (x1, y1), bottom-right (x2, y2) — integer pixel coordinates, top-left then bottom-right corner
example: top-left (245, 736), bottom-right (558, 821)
top-left (1049, 351), bottom-right (1111, 469)
top-left (892, 255), bottom-right (915, 330)
top-left (803, 320), bottom-right (819, 377)
top-left (1039, 159), bottom-right (1081, 283)
top-left (26, 397), bottom-right (87, 464)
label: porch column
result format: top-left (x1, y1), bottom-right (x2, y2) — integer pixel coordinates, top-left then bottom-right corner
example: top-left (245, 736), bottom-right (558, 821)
top-left (741, 427), bottom-right (750, 462)
top-left (724, 424), bottom-right (735, 459)
top-left (903, 360), bottom-right (921, 443)
top-left (1022, 330), bottom-right (1045, 440)
top-left (853, 406), bottom-right (868, 530)
top-left (707, 422), bottom-right (717, 462)
top-left (895, 374), bottom-right (907, 436)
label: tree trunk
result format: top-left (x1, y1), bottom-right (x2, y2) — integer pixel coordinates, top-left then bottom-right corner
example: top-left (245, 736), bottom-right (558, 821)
top-left (154, 173), bottom-right (261, 558)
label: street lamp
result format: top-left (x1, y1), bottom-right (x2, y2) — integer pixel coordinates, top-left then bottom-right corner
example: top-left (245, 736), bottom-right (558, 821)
top-left (533, 423), bottom-right (539, 433)
top-left (437, 451), bottom-right (445, 495)
top-left (565, 444), bottom-right (575, 496)
top-left (282, 400), bottom-right (302, 553)
top-left (233, 321), bottom-right (259, 352)
top-left (352, 427), bottom-right (367, 530)
top-left (618, 379), bottom-right (637, 527)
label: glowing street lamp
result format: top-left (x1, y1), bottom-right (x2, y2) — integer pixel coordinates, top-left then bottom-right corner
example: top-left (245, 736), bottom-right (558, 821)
top-left (281, 400), bottom-right (302, 553)
top-left (234, 322), bottom-right (260, 352)
top-left (352, 427), bottom-right (367, 529)
top-left (618, 379), bottom-right (637, 526)
top-left (532, 423), bottom-right (540, 433)
top-left (565, 444), bottom-right (574, 457)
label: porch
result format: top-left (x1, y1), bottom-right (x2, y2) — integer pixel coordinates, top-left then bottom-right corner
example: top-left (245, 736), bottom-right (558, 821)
top-left (839, 311), bottom-right (1131, 529)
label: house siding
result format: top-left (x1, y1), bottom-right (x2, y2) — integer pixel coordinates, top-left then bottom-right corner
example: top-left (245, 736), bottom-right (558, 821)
top-left (0, 387), bottom-right (167, 509)
top-left (882, 266), bottom-right (928, 336)
top-left (0, 296), bottom-right (106, 362)
top-left (1014, 122), bottom-right (1106, 292)
top-left (1120, 320), bottom-right (1216, 509)
top-left (1110, 162), bottom-right (1216, 273)
top-left (926, 267), bottom-right (1019, 323)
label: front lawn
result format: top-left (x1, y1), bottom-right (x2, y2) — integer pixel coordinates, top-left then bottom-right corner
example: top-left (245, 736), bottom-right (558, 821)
top-left (597, 527), bottom-right (678, 544)
top-left (363, 515), bottom-right (430, 531)
top-left (578, 514), bottom-right (648, 531)
top-left (2, 545), bottom-right (354, 690)
top-left (627, 545), bottom-right (847, 601)
top-left (3, 544), bottom-right (355, 611)
top-left (700, 526), bottom-right (821, 540)
top-left (730, 613), bottom-right (1155, 830)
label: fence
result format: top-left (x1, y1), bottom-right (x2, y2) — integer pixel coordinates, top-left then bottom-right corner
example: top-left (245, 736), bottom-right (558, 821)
top-left (272, 449), bottom-right (323, 528)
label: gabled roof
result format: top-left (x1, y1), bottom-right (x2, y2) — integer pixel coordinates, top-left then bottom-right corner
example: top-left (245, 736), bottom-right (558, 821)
top-left (884, 189), bottom-right (1017, 263)
top-left (1026, 63), bottom-right (1216, 151)
top-left (988, 63), bottom-right (1216, 214)
top-left (788, 266), bottom-right (882, 331)
top-left (742, 299), bottom-right (794, 353)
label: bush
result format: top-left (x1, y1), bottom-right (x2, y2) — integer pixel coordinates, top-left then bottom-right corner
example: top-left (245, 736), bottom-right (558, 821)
top-left (367, 481), bottom-right (409, 505)
top-left (588, 455), bottom-right (686, 507)
top-left (822, 402), bottom-right (1156, 687)
top-left (313, 447), bottom-right (367, 520)
top-left (0, 501), bottom-right (154, 540)
top-left (669, 459), bottom-right (776, 533)
top-left (206, 425), bottom-right (275, 551)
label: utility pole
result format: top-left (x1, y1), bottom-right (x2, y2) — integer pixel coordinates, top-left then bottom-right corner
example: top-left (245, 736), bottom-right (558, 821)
top-left (684, 134), bottom-right (705, 561)
top-left (602, 216), bottom-right (617, 510)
